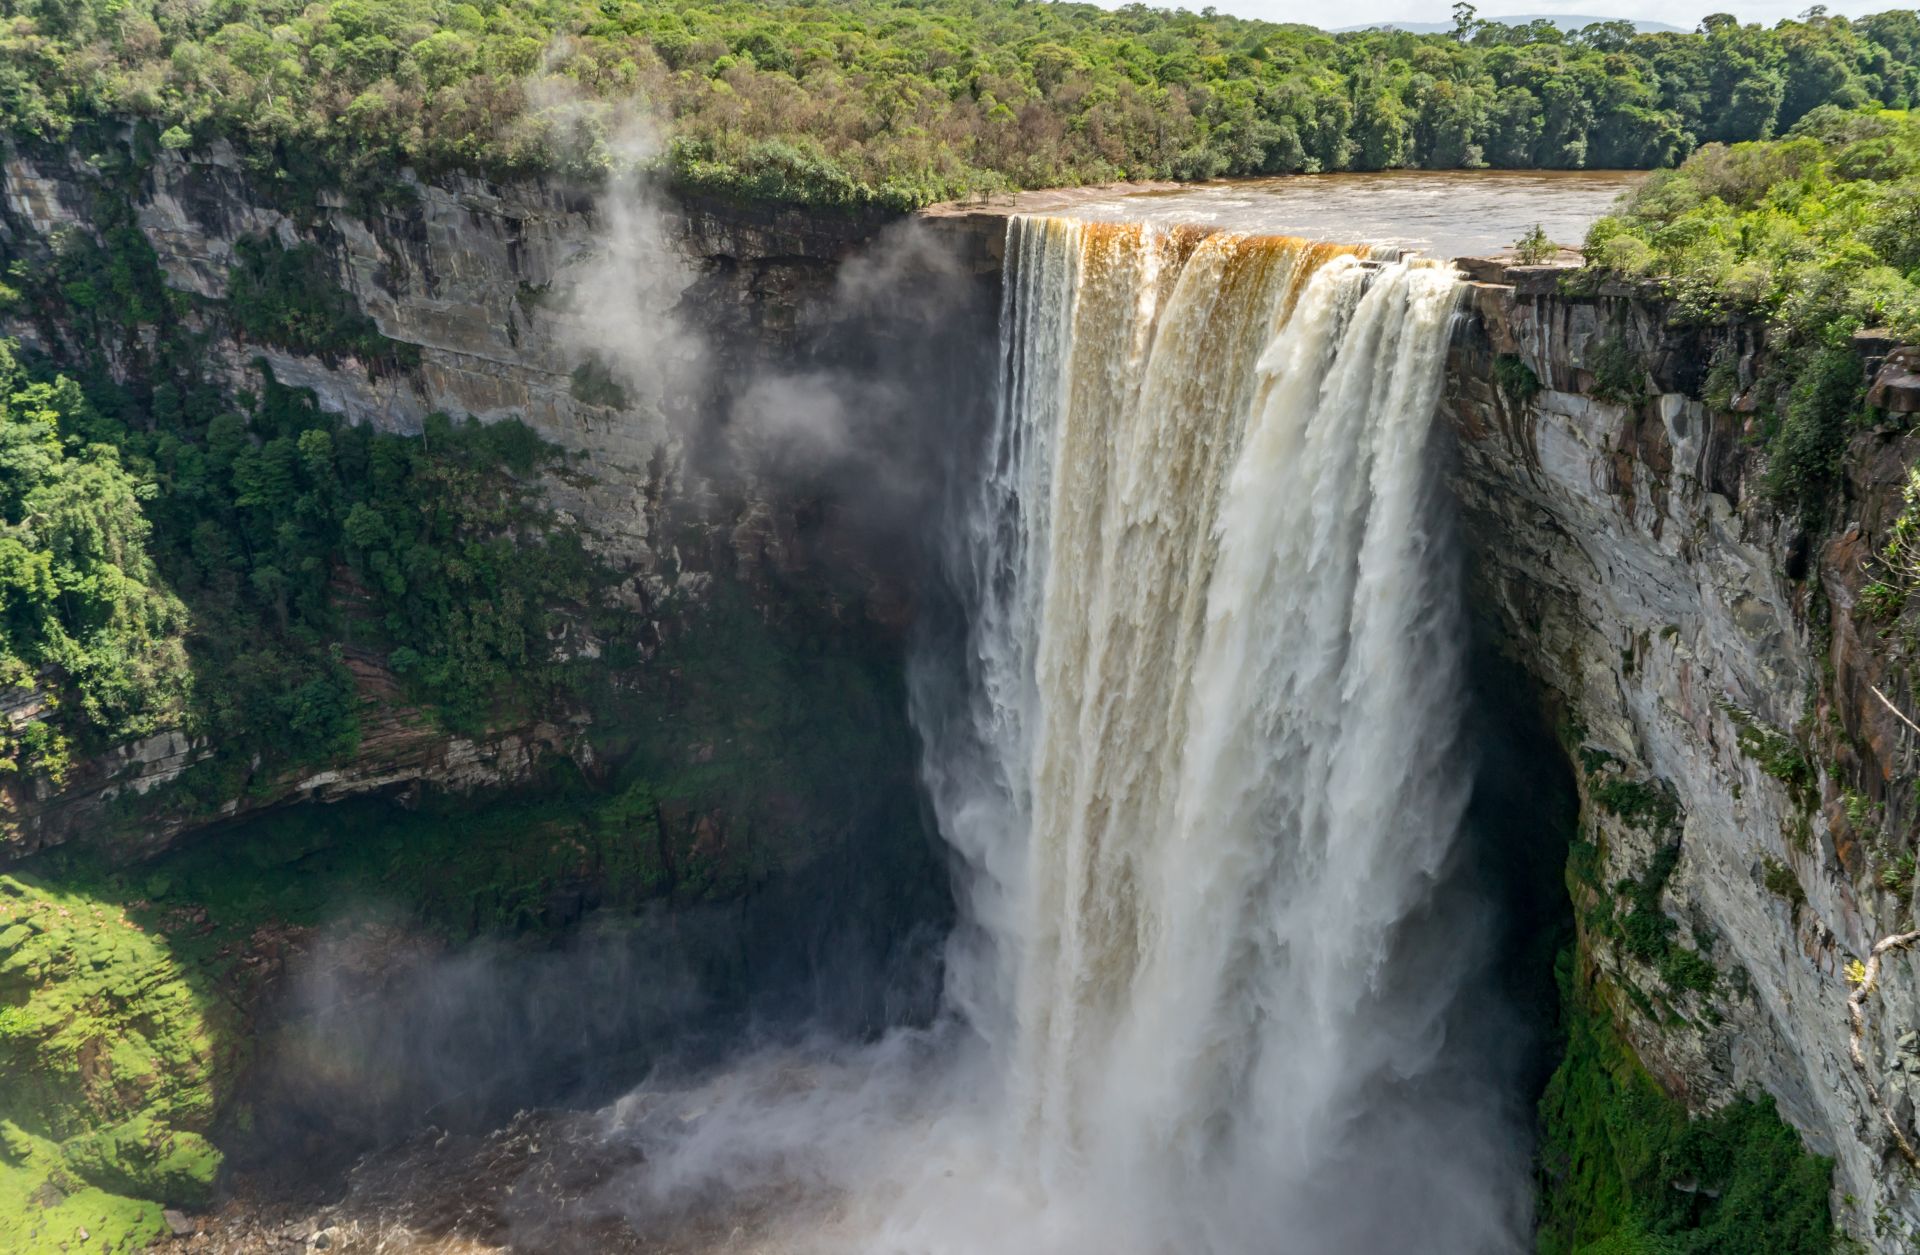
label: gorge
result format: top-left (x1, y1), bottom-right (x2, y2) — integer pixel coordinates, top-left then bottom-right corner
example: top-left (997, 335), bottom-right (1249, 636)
top-left (0, 134), bottom-right (1914, 1255)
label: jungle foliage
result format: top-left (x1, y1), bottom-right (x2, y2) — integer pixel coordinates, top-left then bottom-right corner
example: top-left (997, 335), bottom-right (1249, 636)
top-left (1537, 953), bottom-right (1837, 1255)
top-left (0, 555), bottom-right (940, 1250)
top-left (0, 777), bottom-right (700, 1252)
top-left (1582, 105), bottom-right (1920, 523)
top-left (3, 1), bottom-right (1920, 208)
top-left (0, 179), bottom-right (608, 807)
top-left (0, 341), bottom-right (189, 782)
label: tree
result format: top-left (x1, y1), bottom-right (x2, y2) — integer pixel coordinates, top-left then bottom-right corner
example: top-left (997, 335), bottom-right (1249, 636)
top-left (1575, 21), bottom-right (1637, 54)
top-left (1352, 86), bottom-right (1410, 170)
top-left (0, 342), bottom-right (189, 775)
top-left (1452, 2), bottom-right (1477, 43)
top-left (1513, 223), bottom-right (1556, 263)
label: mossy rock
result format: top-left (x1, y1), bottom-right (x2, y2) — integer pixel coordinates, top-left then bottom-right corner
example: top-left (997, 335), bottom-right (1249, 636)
top-left (60, 1118), bottom-right (219, 1207)
top-left (0, 1124), bottom-right (168, 1255)
top-left (1537, 951), bottom-right (1836, 1255)
top-left (0, 871), bottom-right (232, 1250)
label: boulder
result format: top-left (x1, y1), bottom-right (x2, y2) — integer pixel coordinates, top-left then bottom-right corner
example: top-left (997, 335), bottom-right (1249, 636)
top-left (1868, 346), bottom-right (1920, 413)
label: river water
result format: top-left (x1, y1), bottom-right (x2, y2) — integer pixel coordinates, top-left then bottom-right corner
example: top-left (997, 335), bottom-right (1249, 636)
top-left (996, 169), bottom-right (1645, 259)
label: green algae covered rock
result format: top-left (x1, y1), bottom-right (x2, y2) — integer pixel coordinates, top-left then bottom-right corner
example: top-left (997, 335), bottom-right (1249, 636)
top-left (0, 873), bottom-right (232, 1252)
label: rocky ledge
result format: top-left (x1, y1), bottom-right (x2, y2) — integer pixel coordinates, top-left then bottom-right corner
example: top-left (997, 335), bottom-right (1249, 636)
top-left (1446, 263), bottom-right (1920, 1244)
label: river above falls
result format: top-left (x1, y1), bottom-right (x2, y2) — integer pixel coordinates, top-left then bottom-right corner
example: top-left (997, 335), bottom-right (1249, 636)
top-left (932, 169), bottom-right (1647, 260)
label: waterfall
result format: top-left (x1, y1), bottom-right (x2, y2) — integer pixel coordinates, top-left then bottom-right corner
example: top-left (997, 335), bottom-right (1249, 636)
top-left (911, 215), bottom-right (1531, 1252)
top-left (611, 212), bottom-right (1534, 1255)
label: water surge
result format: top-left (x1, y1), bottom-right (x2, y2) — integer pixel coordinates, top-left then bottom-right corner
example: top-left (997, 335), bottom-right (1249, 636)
top-left (911, 216), bottom-right (1529, 1251)
top-left (606, 215), bottom-right (1533, 1254)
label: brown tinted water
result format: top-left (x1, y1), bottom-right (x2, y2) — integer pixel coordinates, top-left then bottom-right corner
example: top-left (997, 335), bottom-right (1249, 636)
top-left (1002, 169), bottom-right (1646, 260)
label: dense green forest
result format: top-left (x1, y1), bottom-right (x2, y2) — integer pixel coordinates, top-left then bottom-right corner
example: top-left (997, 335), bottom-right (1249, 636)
top-left (4, 0), bottom-right (1920, 207)
top-left (1578, 104), bottom-right (1920, 525)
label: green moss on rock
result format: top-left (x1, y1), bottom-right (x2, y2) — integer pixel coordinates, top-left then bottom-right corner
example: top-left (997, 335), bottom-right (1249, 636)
top-left (1537, 951), bottom-right (1837, 1255)
top-left (0, 873), bottom-right (232, 1251)
top-left (0, 1125), bottom-right (166, 1255)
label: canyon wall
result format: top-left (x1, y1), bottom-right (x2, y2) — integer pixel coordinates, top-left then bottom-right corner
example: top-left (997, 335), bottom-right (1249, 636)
top-left (8, 138), bottom-right (1920, 1244)
top-left (0, 145), bottom-right (976, 1240)
top-left (0, 138), bottom-right (990, 861)
top-left (1447, 264), bottom-right (1920, 1243)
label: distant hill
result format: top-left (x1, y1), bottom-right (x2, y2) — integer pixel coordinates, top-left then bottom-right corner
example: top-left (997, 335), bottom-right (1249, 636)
top-left (1335, 15), bottom-right (1687, 33)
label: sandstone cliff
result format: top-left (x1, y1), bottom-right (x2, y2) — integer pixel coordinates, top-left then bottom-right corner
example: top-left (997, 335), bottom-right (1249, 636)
top-left (1448, 266), bottom-right (1920, 1244)
top-left (0, 138), bottom-right (985, 862)
top-left (9, 138), bottom-right (1920, 1246)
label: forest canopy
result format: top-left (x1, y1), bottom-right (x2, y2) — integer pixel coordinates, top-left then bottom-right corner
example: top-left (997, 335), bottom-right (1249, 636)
top-left (1581, 104), bottom-right (1920, 522)
top-left (3, 0), bottom-right (1920, 208)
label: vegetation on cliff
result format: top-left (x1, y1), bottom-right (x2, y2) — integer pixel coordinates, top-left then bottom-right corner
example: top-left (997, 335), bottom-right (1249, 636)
top-left (226, 235), bottom-right (421, 373)
top-left (1537, 952), bottom-right (1837, 1255)
top-left (0, 330), bottom-right (606, 803)
top-left (3, 1), bottom-right (1920, 207)
top-left (1580, 105), bottom-right (1920, 523)
top-left (0, 569), bottom-right (942, 1251)
top-left (0, 781), bottom-right (681, 1253)
top-left (0, 870), bottom-right (226, 1254)
top-left (0, 341), bottom-right (189, 782)
top-left (0, 54), bottom-right (952, 1242)
top-left (0, 134), bottom-right (615, 811)
top-left (1568, 101), bottom-right (1920, 1254)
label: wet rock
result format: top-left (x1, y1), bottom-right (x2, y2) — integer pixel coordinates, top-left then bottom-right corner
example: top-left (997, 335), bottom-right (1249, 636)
top-left (163, 1209), bottom-right (195, 1238)
top-left (1868, 347), bottom-right (1920, 414)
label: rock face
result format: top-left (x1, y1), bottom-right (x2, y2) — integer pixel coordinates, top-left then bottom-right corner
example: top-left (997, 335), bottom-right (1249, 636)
top-left (3, 655), bottom-right (576, 863)
top-left (4, 141), bottom-right (901, 565)
top-left (1445, 264), bottom-right (1920, 1246)
top-left (0, 140), bottom-right (990, 861)
top-left (1870, 346), bottom-right (1920, 415)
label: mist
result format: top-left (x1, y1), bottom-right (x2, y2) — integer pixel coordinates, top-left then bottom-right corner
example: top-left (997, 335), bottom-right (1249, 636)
top-left (492, 206), bottom-right (1537, 1252)
top-left (546, 134), bottom-right (992, 591)
top-left (226, 130), bottom-right (1555, 1254)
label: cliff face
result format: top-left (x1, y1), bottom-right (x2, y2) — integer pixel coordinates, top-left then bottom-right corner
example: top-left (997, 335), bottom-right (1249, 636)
top-left (1446, 267), bottom-right (1920, 1243)
top-left (0, 146), bottom-right (969, 1245)
top-left (3, 140), bottom-right (930, 573)
top-left (0, 140), bottom-right (989, 862)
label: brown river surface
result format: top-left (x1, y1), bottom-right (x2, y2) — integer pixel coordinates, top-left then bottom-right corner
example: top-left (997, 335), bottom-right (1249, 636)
top-left (964, 168), bottom-right (1648, 259)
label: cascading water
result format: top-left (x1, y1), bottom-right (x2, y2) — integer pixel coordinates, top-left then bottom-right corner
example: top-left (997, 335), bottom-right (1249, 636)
top-left (606, 212), bottom-right (1536, 1255)
top-left (904, 215), bottom-right (1532, 1252)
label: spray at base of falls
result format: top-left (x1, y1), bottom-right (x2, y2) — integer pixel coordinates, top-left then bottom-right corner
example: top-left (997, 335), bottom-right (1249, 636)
top-left (604, 216), bottom-right (1532, 1254)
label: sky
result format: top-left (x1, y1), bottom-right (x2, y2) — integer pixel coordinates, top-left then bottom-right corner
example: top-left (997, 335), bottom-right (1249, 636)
top-left (1163, 1), bottom-right (1864, 28)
